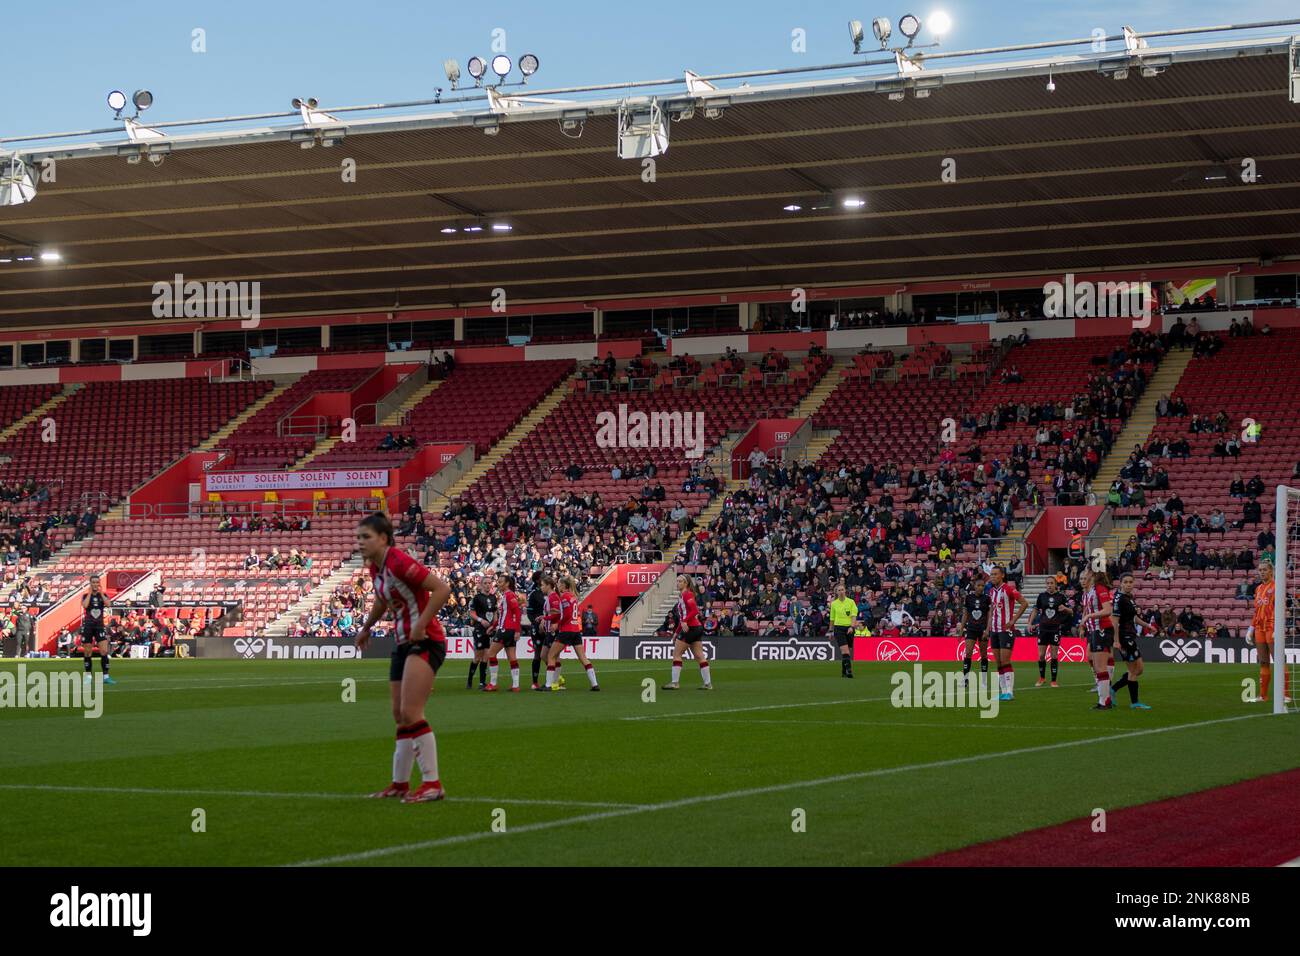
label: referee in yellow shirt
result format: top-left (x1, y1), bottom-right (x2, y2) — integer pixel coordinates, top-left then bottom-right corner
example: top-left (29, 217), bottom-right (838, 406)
top-left (830, 583), bottom-right (858, 678)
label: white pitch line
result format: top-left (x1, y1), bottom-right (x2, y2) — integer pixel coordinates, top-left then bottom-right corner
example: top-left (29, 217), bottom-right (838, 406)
top-left (1279, 856), bottom-right (1300, 867)
top-left (619, 694), bottom-right (894, 721)
top-left (0, 783), bottom-right (642, 810)
top-left (285, 711), bottom-right (1269, 866)
top-left (690, 717), bottom-right (1136, 732)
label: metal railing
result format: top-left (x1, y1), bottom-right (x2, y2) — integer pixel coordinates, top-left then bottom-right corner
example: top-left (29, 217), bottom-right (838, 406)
top-left (276, 414), bottom-right (330, 439)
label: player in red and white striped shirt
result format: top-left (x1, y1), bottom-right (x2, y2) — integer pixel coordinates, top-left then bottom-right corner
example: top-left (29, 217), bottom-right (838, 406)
top-left (664, 574), bottom-right (713, 690)
top-left (355, 513), bottom-right (452, 804)
top-left (485, 572), bottom-right (523, 692)
top-left (1079, 568), bottom-right (1116, 710)
top-left (986, 565), bottom-right (1028, 700)
top-left (544, 575), bottom-right (601, 691)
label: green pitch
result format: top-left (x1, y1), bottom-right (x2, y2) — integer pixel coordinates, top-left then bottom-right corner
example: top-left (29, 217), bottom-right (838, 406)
top-left (0, 659), bottom-right (1293, 866)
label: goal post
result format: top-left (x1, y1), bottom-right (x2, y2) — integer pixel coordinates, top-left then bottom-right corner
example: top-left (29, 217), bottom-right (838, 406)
top-left (1275, 485), bottom-right (1297, 714)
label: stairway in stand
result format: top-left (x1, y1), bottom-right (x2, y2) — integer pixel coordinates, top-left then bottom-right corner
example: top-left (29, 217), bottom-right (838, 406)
top-left (439, 373), bottom-right (577, 502)
top-left (1092, 348), bottom-right (1196, 490)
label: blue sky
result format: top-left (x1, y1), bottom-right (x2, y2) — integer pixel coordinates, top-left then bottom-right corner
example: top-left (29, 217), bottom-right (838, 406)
top-left (3, 0), bottom-right (1298, 139)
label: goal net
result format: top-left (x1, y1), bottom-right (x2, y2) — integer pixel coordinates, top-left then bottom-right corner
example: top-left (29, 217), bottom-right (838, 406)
top-left (1275, 486), bottom-right (1299, 714)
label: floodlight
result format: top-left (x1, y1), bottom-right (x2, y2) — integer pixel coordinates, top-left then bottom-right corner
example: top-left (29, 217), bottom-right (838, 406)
top-left (928, 11), bottom-right (951, 37)
top-left (107, 90), bottom-right (127, 113)
top-left (899, 14), bottom-right (922, 43)
top-left (467, 56), bottom-right (487, 81)
top-left (491, 55), bottom-right (512, 79)
top-left (519, 53), bottom-right (539, 76)
top-left (0, 155), bottom-right (37, 206)
top-left (440, 226), bottom-right (457, 234)
top-left (872, 17), bottom-right (892, 46)
top-left (849, 19), bottom-right (865, 53)
top-left (132, 89), bottom-right (153, 111)
top-left (783, 203), bottom-right (802, 212)
top-left (444, 59), bottom-right (461, 85)
top-left (842, 197), bottom-right (866, 209)
top-left (39, 249), bottom-right (61, 262)
top-left (491, 223), bottom-right (512, 232)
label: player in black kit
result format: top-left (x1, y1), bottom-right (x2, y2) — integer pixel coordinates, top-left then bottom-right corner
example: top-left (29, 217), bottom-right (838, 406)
top-left (960, 576), bottom-right (992, 688)
top-left (1028, 575), bottom-right (1069, 687)
top-left (525, 572), bottom-right (551, 690)
top-left (1111, 573), bottom-right (1153, 710)
top-left (80, 575), bottom-right (116, 685)
top-left (467, 575), bottom-right (496, 690)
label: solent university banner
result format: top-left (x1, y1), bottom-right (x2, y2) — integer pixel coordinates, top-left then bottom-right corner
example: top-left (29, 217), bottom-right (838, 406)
top-left (205, 469), bottom-right (389, 493)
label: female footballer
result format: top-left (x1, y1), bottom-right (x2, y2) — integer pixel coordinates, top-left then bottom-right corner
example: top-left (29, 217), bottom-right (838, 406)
top-left (354, 513), bottom-right (453, 803)
top-left (663, 574), bottom-right (713, 690)
top-left (544, 575), bottom-right (600, 691)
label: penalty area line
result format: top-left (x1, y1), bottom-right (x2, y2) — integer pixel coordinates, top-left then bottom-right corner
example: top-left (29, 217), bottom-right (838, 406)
top-left (285, 711), bottom-right (1268, 866)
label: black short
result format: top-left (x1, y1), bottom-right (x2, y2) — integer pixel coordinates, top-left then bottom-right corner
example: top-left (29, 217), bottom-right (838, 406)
top-left (81, 628), bottom-right (105, 646)
top-left (833, 624), bottom-right (852, 644)
top-left (1037, 629), bottom-right (1061, 646)
top-left (1116, 634), bottom-right (1141, 662)
top-left (492, 629), bottom-right (518, 649)
top-left (963, 628), bottom-right (987, 644)
top-left (472, 629), bottom-right (492, 651)
top-left (1086, 631), bottom-right (1113, 654)
top-left (555, 631), bottom-right (583, 647)
top-left (390, 639), bottom-right (446, 682)
top-left (989, 630), bottom-right (1016, 650)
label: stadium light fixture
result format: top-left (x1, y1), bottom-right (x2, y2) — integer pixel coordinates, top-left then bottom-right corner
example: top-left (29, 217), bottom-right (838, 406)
top-left (872, 17), bottom-right (892, 47)
top-left (463, 223), bottom-right (484, 233)
top-left (928, 10), bottom-right (952, 38)
top-left (617, 99), bottom-right (668, 159)
top-left (444, 59), bottom-right (461, 88)
top-left (39, 249), bottom-right (61, 262)
top-left (491, 55), bottom-right (512, 80)
top-left (440, 226), bottom-right (457, 234)
top-left (898, 14), bottom-right (922, 45)
top-left (132, 89), bottom-right (153, 112)
top-left (849, 20), bottom-right (865, 54)
top-left (519, 53), bottom-right (540, 78)
top-left (491, 222), bottom-right (512, 232)
top-left (466, 56), bottom-right (487, 85)
top-left (842, 197), bottom-right (866, 209)
top-left (0, 154), bottom-right (37, 206)
top-left (1046, 68), bottom-right (1056, 93)
top-left (783, 203), bottom-right (802, 212)
top-left (107, 90), bottom-right (127, 114)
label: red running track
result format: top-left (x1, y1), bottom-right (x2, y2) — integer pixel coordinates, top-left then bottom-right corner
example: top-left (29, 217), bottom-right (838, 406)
top-left (904, 768), bottom-right (1300, 867)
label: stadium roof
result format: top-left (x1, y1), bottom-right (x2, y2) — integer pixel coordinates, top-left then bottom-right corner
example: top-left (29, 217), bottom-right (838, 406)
top-left (2, 23), bottom-right (1299, 329)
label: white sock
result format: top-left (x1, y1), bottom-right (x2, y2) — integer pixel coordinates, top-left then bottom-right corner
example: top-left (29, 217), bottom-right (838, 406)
top-left (1006, 669), bottom-right (1014, 695)
top-left (546, 665), bottom-right (556, 688)
top-left (489, 662), bottom-right (499, 685)
top-left (412, 726), bottom-right (439, 784)
top-left (671, 662), bottom-right (682, 684)
top-left (585, 662), bottom-right (598, 687)
top-left (699, 660), bottom-right (711, 687)
top-left (1097, 671), bottom-right (1110, 705)
top-left (510, 663), bottom-right (520, 689)
top-left (393, 732), bottom-right (415, 784)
